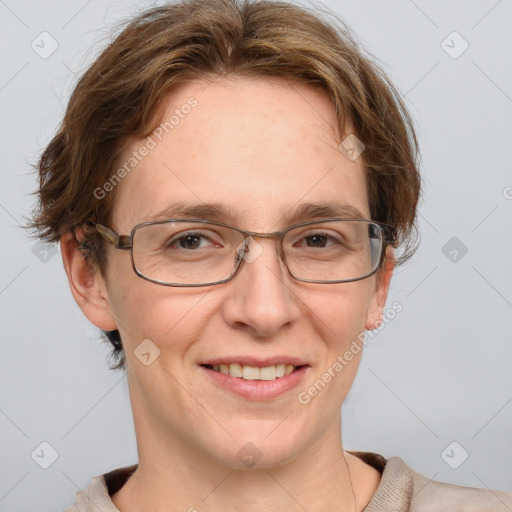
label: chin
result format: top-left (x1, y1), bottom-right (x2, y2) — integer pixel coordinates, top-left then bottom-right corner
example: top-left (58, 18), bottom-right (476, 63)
top-left (204, 425), bottom-right (307, 470)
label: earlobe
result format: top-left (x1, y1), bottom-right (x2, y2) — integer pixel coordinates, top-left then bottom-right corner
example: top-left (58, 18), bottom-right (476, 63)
top-left (60, 230), bottom-right (118, 331)
top-left (364, 247), bottom-right (395, 330)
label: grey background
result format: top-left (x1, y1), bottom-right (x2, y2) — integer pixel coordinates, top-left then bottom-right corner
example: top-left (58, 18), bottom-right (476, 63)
top-left (0, 0), bottom-right (511, 510)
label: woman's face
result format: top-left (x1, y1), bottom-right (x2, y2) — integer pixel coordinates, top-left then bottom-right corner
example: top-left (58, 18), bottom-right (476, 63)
top-left (81, 76), bottom-right (392, 468)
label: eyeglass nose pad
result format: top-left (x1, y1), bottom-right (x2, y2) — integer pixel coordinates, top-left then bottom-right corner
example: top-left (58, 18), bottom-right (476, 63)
top-left (235, 235), bottom-right (285, 267)
top-left (234, 236), bottom-right (251, 265)
top-left (238, 235), bottom-right (265, 265)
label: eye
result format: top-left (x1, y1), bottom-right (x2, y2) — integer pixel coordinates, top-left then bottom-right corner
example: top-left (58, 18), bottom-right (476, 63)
top-left (294, 230), bottom-right (347, 248)
top-left (303, 233), bottom-right (335, 248)
top-left (166, 231), bottom-right (221, 250)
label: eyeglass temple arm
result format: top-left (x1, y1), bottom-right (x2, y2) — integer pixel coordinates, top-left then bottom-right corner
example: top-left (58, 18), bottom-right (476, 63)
top-left (384, 226), bottom-right (398, 248)
top-left (85, 222), bottom-right (132, 249)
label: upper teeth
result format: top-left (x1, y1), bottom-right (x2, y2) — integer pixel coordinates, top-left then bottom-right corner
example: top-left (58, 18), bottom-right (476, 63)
top-left (211, 363), bottom-right (296, 380)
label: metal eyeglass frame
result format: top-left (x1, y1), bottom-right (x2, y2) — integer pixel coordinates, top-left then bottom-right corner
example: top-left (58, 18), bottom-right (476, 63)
top-left (85, 218), bottom-right (397, 287)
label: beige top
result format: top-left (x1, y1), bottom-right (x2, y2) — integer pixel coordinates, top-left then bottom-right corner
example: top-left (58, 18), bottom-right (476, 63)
top-left (63, 451), bottom-right (512, 511)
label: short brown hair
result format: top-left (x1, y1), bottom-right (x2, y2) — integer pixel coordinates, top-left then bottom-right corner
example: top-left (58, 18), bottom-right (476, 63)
top-left (29, 0), bottom-right (421, 370)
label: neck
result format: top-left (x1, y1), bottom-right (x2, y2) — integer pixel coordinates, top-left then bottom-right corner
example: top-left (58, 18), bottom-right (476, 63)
top-left (112, 380), bottom-right (380, 512)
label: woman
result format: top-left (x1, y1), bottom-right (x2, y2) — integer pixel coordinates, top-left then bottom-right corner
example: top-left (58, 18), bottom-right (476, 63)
top-left (29, 0), bottom-right (512, 510)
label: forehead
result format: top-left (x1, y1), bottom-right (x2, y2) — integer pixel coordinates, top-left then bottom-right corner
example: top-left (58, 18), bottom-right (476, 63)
top-left (110, 76), bottom-right (369, 231)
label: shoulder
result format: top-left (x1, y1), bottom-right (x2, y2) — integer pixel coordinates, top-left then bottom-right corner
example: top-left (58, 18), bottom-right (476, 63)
top-left (407, 464), bottom-right (512, 512)
top-left (349, 451), bottom-right (512, 512)
top-left (61, 475), bottom-right (113, 512)
top-left (61, 464), bottom-right (137, 512)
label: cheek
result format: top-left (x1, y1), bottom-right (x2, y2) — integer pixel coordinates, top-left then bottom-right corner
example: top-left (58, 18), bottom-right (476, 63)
top-left (305, 280), bottom-right (373, 343)
top-left (302, 282), bottom-right (373, 393)
top-left (105, 256), bottom-right (215, 357)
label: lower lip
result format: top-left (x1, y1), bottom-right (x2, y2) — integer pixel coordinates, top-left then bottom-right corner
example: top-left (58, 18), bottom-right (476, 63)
top-left (199, 365), bottom-right (310, 401)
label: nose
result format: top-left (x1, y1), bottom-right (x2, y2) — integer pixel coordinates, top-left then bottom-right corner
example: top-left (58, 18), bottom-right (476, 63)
top-left (221, 237), bottom-right (301, 337)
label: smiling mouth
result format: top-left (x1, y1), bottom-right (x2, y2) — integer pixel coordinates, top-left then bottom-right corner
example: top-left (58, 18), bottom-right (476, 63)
top-left (201, 363), bottom-right (306, 381)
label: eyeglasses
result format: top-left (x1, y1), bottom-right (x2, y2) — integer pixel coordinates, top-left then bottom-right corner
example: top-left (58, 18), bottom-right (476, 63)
top-left (87, 218), bottom-right (397, 287)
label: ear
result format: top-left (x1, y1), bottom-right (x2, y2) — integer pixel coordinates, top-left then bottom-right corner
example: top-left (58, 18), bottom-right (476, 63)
top-left (60, 229), bottom-right (118, 331)
top-left (364, 247), bottom-right (395, 330)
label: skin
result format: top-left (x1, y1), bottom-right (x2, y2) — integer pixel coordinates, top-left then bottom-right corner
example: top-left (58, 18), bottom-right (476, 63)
top-left (61, 76), bottom-right (394, 512)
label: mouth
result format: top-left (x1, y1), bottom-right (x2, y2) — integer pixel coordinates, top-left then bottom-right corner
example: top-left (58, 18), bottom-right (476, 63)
top-left (199, 360), bottom-right (310, 400)
top-left (201, 363), bottom-right (306, 381)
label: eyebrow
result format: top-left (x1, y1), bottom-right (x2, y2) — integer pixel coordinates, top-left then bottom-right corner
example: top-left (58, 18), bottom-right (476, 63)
top-left (142, 200), bottom-right (367, 225)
